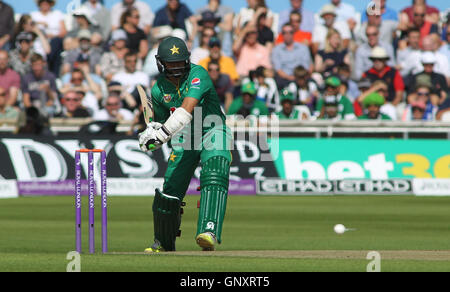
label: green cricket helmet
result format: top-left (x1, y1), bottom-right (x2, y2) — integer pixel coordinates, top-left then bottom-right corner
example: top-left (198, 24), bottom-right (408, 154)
top-left (156, 36), bottom-right (191, 78)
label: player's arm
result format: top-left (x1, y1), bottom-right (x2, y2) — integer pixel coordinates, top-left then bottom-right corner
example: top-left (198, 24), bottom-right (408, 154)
top-left (153, 97), bottom-right (198, 145)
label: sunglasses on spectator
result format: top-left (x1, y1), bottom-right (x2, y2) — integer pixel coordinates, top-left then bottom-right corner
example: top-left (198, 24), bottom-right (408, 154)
top-left (65, 98), bottom-right (81, 102)
top-left (106, 102), bottom-right (120, 106)
top-left (126, 59), bottom-right (137, 63)
top-left (417, 92), bottom-right (429, 96)
top-left (412, 107), bottom-right (425, 112)
top-left (0, 92), bottom-right (6, 96)
top-left (414, 13), bottom-right (425, 17)
top-left (366, 32), bottom-right (378, 37)
top-left (131, 15), bottom-right (140, 19)
top-left (71, 78), bottom-right (83, 82)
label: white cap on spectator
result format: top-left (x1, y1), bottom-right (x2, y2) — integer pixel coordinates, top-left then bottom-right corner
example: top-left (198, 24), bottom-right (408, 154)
top-left (154, 25), bottom-right (174, 40)
top-left (421, 51), bottom-right (436, 64)
top-left (77, 29), bottom-right (92, 40)
top-left (73, 6), bottom-right (98, 26)
top-left (369, 46), bottom-right (390, 60)
top-left (320, 4), bottom-right (337, 17)
top-left (111, 29), bottom-right (128, 42)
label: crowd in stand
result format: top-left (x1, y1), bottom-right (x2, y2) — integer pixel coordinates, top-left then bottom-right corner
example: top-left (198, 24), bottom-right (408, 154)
top-left (0, 0), bottom-right (450, 135)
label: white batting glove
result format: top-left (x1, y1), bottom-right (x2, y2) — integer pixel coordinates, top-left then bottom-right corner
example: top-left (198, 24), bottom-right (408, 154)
top-left (138, 122), bottom-right (164, 152)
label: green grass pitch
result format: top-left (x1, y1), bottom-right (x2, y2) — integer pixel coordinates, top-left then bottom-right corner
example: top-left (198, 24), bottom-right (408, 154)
top-left (0, 195), bottom-right (449, 272)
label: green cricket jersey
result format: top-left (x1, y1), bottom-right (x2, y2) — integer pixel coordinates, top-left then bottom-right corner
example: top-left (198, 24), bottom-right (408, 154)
top-left (151, 64), bottom-right (226, 134)
top-left (358, 113), bottom-right (392, 120)
top-left (315, 95), bottom-right (355, 120)
top-left (275, 109), bottom-right (302, 120)
top-left (227, 97), bottom-right (269, 116)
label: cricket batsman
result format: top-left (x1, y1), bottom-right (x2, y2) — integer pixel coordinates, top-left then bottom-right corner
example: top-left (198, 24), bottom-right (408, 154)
top-left (138, 37), bottom-right (232, 252)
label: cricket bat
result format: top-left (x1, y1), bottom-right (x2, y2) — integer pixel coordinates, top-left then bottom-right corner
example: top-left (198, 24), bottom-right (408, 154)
top-left (137, 85), bottom-right (156, 151)
top-left (137, 85), bottom-right (154, 124)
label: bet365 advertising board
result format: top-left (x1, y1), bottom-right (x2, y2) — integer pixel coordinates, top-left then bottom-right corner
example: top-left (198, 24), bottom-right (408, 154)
top-left (257, 138), bottom-right (450, 196)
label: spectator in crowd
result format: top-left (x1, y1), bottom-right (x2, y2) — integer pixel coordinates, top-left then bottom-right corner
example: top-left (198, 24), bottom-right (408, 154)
top-left (142, 26), bottom-right (173, 81)
top-left (353, 24), bottom-right (395, 80)
top-left (13, 15), bottom-right (51, 60)
top-left (337, 64), bottom-right (359, 102)
top-left (227, 82), bottom-right (269, 117)
top-left (314, 29), bottom-right (350, 78)
top-left (399, 0), bottom-right (440, 30)
top-left (199, 37), bottom-right (239, 83)
top-left (17, 106), bottom-right (53, 135)
top-left (111, 52), bottom-right (149, 110)
top-left (57, 89), bottom-right (91, 118)
top-left (362, 47), bottom-right (405, 107)
top-left (312, 4), bottom-right (351, 55)
top-left (275, 11), bottom-right (311, 46)
top-left (329, 0), bottom-right (357, 32)
top-left (272, 23), bottom-right (312, 88)
top-left (315, 76), bottom-right (355, 120)
top-left (9, 32), bottom-right (39, 77)
top-left (362, 0), bottom-right (398, 22)
top-left (411, 36), bottom-right (450, 80)
top-left (62, 30), bottom-right (103, 76)
top-left (191, 27), bottom-right (216, 65)
top-left (207, 60), bottom-right (234, 112)
top-left (80, 0), bottom-right (111, 41)
top-left (195, 0), bottom-right (234, 33)
top-left (0, 50), bottom-right (20, 107)
top-left (94, 94), bottom-right (134, 122)
top-left (436, 98), bottom-right (450, 121)
top-left (111, 0), bottom-right (154, 35)
top-left (441, 12), bottom-right (450, 41)
top-left (234, 24), bottom-right (272, 78)
top-left (353, 77), bottom-right (373, 116)
top-left (397, 28), bottom-right (422, 77)
top-left (402, 81), bottom-right (439, 121)
top-left (273, 89), bottom-right (309, 120)
top-left (438, 27), bottom-right (450, 66)
top-left (120, 8), bottom-right (149, 60)
top-left (60, 68), bottom-right (101, 114)
top-left (357, 92), bottom-right (391, 120)
top-left (410, 57), bottom-right (448, 105)
top-left (235, 0), bottom-right (275, 36)
top-left (0, 0), bottom-right (15, 51)
top-left (31, 0), bottom-right (67, 75)
top-left (357, 9), bottom-right (398, 46)
top-left (255, 8), bottom-right (274, 51)
top-left (0, 86), bottom-right (19, 119)
top-left (399, 4), bottom-right (438, 48)
top-left (316, 95), bottom-right (341, 120)
top-left (153, 0), bottom-right (196, 42)
top-left (278, 0), bottom-right (315, 33)
top-left (65, 6), bottom-right (103, 50)
top-left (244, 66), bottom-right (279, 113)
top-left (21, 53), bottom-right (59, 116)
top-left (287, 65), bottom-right (319, 112)
top-left (100, 29), bottom-right (140, 83)
top-left (194, 10), bottom-right (232, 57)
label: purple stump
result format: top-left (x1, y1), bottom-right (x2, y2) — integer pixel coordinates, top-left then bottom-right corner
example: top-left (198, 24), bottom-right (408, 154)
top-left (101, 151), bottom-right (108, 253)
top-left (75, 152), bottom-right (82, 253)
top-left (88, 151), bottom-right (95, 254)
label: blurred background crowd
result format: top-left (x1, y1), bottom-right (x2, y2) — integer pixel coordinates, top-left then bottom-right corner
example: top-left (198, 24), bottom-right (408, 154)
top-left (0, 0), bottom-right (450, 135)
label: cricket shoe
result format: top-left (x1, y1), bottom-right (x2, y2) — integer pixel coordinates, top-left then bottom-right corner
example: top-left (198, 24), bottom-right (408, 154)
top-left (196, 232), bottom-right (217, 251)
top-left (144, 240), bottom-right (165, 253)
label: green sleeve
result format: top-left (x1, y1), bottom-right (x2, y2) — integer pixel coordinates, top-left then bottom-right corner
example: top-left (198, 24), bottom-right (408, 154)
top-left (341, 96), bottom-right (355, 115)
top-left (227, 98), bottom-right (242, 115)
top-left (315, 98), bottom-right (324, 113)
top-left (185, 66), bottom-right (211, 102)
top-left (256, 101), bottom-right (269, 116)
top-left (151, 83), bottom-right (170, 123)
